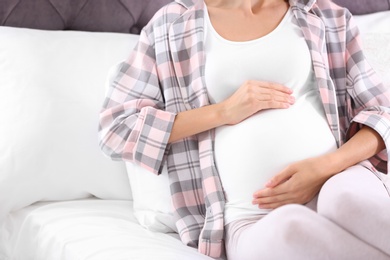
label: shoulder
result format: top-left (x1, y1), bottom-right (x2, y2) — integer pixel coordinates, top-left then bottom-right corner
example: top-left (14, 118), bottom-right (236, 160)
top-left (144, 1), bottom-right (190, 32)
top-left (140, 0), bottom-right (203, 47)
top-left (139, 0), bottom-right (200, 44)
top-left (135, 2), bottom-right (185, 46)
top-left (291, 0), bottom-right (353, 26)
top-left (311, 0), bottom-right (353, 23)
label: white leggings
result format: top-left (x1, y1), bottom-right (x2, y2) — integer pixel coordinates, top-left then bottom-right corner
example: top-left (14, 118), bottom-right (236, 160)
top-left (225, 165), bottom-right (390, 260)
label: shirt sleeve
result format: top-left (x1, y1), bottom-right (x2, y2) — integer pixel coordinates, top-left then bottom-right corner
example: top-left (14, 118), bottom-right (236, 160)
top-left (98, 27), bottom-right (176, 175)
top-left (344, 13), bottom-right (390, 174)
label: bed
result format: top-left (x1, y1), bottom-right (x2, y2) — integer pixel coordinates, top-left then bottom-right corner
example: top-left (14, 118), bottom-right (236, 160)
top-left (0, 0), bottom-right (389, 259)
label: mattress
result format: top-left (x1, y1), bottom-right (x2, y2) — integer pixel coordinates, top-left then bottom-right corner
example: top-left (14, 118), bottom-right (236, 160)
top-left (0, 199), bottom-right (215, 260)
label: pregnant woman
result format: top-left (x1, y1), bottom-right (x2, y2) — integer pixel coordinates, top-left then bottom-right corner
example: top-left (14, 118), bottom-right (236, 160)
top-left (99, 0), bottom-right (390, 259)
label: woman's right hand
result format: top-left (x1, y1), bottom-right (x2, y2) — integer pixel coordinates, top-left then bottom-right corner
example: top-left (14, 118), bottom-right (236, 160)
top-left (168, 80), bottom-right (294, 143)
top-left (219, 80), bottom-right (295, 125)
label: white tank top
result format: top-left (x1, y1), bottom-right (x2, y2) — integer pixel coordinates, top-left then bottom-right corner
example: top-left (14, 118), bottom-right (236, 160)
top-left (204, 6), bottom-right (338, 224)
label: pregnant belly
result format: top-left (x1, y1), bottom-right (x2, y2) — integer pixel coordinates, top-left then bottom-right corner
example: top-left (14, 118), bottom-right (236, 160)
top-left (215, 93), bottom-right (338, 220)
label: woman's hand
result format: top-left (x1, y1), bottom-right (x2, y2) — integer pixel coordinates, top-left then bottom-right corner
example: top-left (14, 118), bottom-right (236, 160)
top-left (252, 156), bottom-right (334, 209)
top-left (251, 126), bottom-right (386, 209)
top-left (169, 80), bottom-right (293, 143)
top-left (220, 80), bottom-right (294, 125)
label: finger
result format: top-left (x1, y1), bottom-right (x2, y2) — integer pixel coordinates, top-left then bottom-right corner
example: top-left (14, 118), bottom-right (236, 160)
top-left (260, 100), bottom-right (290, 110)
top-left (253, 181), bottom-right (289, 199)
top-left (253, 95), bottom-right (293, 110)
top-left (256, 91), bottom-right (295, 105)
top-left (265, 166), bottom-right (296, 188)
top-left (258, 199), bottom-right (296, 209)
top-left (252, 185), bottom-right (295, 208)
top-left (252, 87), bottom-right (295, 110)
top-left (252, 191), bottom-right (290, 205)
top-left (249, 80), bottom-right (293, 94)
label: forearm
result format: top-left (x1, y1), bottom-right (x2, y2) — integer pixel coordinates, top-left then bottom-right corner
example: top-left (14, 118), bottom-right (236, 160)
top-left (324, 126), bottom-right (385, 176)
top-left (168, 81), bottom-right (294, 143)
top-left (168, 103), bottom-right (227, 143)
top-left (253, 126), bottom-right (386, 208)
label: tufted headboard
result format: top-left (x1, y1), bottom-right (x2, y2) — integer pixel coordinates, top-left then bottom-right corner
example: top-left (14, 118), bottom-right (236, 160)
top-left (0, 0), bottom-right (389, 33)
top-left (0, 0), bottom-right (172, 33)
top-left (333, 0), bottom-right (390, 15)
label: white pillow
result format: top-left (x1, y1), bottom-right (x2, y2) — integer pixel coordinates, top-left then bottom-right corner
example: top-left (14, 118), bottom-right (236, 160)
top-left (0, 26), bottom-right (140, 222)
top-left (354, 11), bottom-right (390, 89)
top-left (360, 33), bottom-right (390, 88)
top-left (125, 163), bottom-right (177, 233)
top-left (354, 11), bottom-right (390, 34)
top-left (103, 62), bottom-right (176, 234)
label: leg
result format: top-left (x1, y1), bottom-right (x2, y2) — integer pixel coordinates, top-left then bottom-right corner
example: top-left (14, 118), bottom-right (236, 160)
top-left (225, 204), bottom-right (390, 260)
top-left (318, 165), bottom-right (390, 255)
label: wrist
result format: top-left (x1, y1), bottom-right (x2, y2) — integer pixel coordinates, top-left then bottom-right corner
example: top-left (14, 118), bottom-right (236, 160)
top-left (321, 152), bottom-right (347, 177)
top-left (214, 102), bottom-right (230, 126)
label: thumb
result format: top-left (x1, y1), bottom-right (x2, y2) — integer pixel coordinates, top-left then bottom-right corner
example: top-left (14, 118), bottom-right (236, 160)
top-left (265, 166), bottom-right (295, 188)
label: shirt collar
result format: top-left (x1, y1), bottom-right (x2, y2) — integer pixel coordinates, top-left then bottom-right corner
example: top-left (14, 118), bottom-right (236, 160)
top-left (289, 0), bottom-right (317, 12)
top-left (174, 0), bottom-right (198, 9)
top-left (175, 0), bottom-right (317, 12)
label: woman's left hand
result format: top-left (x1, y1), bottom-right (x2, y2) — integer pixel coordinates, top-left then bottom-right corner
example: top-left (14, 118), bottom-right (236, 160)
top-left (252, 126), bottom-right (385, 209)
top-left (252, 156), bottom-right (335, 209)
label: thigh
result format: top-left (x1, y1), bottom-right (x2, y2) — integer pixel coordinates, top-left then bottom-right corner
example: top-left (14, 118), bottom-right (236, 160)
top-left (319, 165), bottom-right (388, 199)
top-left (318, 164), bottom-right (390, 220)
top-left (225, 204), bottom-right (389, 260)
top-left (317, 165), bottom-right (390, 255)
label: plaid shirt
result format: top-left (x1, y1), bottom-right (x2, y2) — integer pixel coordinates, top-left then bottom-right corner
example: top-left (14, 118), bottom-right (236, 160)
top-left (99, 0), bottom-right (390, 257)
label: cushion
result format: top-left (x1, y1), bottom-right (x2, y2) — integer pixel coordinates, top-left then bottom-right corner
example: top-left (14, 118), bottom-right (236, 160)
top-left (103, 61), bottom-right (176, 234)
top-left (354, 11), bottom-right (390, 34)
top-left (125, 163), bottom-right (177, 233)
top-left (354, 12), bottom-right (390, 89)
top-left (360, 34), bottom-right (390, 89)
top-left (0, 26), bottom-right (140, 223)
top-left (103, 62), bottom-right (176, 233)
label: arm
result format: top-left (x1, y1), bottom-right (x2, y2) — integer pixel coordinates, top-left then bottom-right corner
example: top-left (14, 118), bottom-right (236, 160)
top-left (341, 13), bottom-right (390, 175)
top-left (328, 126), bottom-right (385, 174)
top-left (252, 12), bottom-right (390, 209)
top-left (168, 103), bottom-right (224, 143)
top-left (251, 126), bottom-right (385, 209)
top-left (99, 27), bottom-right (176, 174)
top-left (100, 34), bottom-right (294, 173)
top-left (168, 81), bottom-right (295, 143)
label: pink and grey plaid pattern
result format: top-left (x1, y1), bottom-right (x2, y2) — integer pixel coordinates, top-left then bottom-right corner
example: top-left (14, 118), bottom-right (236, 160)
top-left (99, 0), bottom-right (390, 257)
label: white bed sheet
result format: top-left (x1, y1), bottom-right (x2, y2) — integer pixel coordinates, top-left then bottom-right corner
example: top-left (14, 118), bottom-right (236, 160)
top-left (0, 199), bottom-right (215, 260)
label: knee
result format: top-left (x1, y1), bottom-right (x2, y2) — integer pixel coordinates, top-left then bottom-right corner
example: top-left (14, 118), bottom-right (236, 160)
top-left (267, 205), bottom-right (315, 244)
top-left (235, 205), bottom-right (315, 260)
top-left (318, 165), bottom-right (383, 220)
top-left (318, 181), bottom-right (362, 221)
